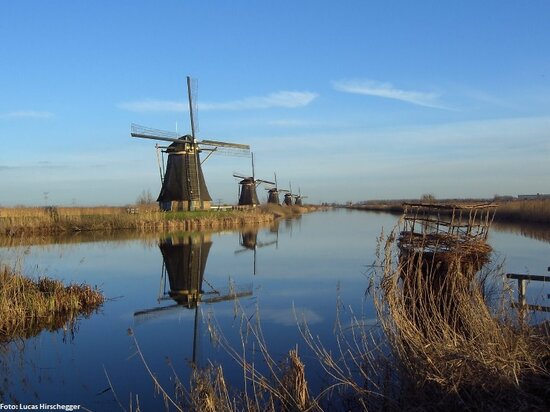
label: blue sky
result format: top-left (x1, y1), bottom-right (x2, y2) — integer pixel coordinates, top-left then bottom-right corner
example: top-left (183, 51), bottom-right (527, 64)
top-left (1, 1), bottom-right (549, 206)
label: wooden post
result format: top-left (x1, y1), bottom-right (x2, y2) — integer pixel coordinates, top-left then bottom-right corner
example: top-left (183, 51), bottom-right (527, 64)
top-left (518, 278), bottom-right (526, 307)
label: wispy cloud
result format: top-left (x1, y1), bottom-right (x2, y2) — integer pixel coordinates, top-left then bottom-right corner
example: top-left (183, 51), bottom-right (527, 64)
top-left (0, 110), bottom-right (54, 119)
top-left (118, 91), bottom-right (318, 113)
top-left (333, 79), bottom-right (452, 110)
top-left (117, 100), bottom-right (186, 112)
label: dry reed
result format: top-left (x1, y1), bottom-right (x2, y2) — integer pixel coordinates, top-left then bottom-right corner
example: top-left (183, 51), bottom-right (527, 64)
top-left (373, 228), bottom-right (550, 411)
top-left (0, 205), bottom-right (317, 236)
top-left (0, 264), bottom-right (104, 342)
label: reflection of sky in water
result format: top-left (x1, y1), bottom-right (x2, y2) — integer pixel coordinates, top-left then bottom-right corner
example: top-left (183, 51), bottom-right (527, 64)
top-left (0, 210), bottom-right (548, 409)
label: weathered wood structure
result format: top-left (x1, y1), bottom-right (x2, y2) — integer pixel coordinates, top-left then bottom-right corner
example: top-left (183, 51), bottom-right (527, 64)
top-left (397, 202), bottom-right (497, 328)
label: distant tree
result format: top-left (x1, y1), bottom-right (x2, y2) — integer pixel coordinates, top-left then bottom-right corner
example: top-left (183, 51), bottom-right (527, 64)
top-left (136, 189), bottom-right (155, 205)
top-left (420, 193), bottom-right (436, 203)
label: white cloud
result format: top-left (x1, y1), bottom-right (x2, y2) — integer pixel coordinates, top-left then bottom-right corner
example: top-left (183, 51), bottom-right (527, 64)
top-left (0, 110), bottom-right (54, 119)
top-left (118, 91), bottom-right (318, 113)
top-left (261, 307), bottom-right (323, 326)
top-left (333, 79), bottom-right (452, 110)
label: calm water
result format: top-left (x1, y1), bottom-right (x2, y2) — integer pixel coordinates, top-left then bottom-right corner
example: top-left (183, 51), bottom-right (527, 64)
top-left (1, 209), bottom-right (548, 410)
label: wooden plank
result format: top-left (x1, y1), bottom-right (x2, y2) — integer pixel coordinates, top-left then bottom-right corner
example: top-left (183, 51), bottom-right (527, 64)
top-left (511, 302), bottom-right (550, 313)
top-left (506, 273), bottom-right (550, 282)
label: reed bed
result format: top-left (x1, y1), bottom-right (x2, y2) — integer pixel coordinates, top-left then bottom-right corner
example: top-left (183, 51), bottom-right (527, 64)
top-left (0, 264), bottom-right (104, 342)
top-left (373, 230), bottom-right (550, 411)
top-left (0, 206), bottom-right (286, 236)
top-left (351, 198), bottom-right (550, 225)
top-left (494, 199), bottom-right (550, 224)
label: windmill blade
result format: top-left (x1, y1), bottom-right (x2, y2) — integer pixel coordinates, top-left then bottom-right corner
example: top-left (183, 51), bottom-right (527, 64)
top-left (131, 124), bottom-right (191, 143)
top-left (133, 303), bottom-right (183, 322)
top-left (256, 179), bottom-right (276, 185)
top-left (233, 173), bottom-right (249, 180)
top-left (201, 290), bottom-right (252, 304)
top-left (200, 139), bottom-right (250, 150)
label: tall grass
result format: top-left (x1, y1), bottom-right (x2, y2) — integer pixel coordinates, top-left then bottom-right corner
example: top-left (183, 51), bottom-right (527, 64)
top-left (0, 206), bottom-right (287, 236)
top-left (373, 230), bottom-right (550, 410)
top-left (0, 264), bottom-right (104, 342)
top-left (495, 199), bottom-right (550, 224)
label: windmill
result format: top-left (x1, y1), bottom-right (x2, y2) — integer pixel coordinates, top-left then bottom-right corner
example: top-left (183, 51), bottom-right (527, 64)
top-left (134, 234), bottom-right (252, 365)
top-left (294, 187), bottom-right (309, 206)
top-left (235, 227), bottom-right (278, 275)
top-left (233, 153), bottom-right (275, 206)
top-left (266, 172), bottom-right (289, 205)
top-left (283, 181), bottom-right (296, 206)
top-left (131, 76), bottom-right (250, 211)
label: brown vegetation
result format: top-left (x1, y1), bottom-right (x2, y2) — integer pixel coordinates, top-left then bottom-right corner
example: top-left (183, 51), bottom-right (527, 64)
top-left (0, 204), bottom-right (322, 237)
top-left (494, 199), bottom-right (550, 224)
top-left (350, 198), bottom-right (550, 226)
top-left (0, 264), bottom-right (104, 342)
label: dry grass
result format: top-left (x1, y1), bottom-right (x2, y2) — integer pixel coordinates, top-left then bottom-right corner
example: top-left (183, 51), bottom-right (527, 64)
top-left (0, 206), bottom-right (282, 236)
top-left (495, 199), bottom-right (550, 224)
top-left (373, 228), bottom-right (550, 411)
top-left (0, 264), bottom-right (104, 342)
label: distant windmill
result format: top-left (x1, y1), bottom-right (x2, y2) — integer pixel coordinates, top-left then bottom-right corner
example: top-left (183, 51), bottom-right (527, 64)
top-left (131, 76), bottom-right (250, 211)
top-left (233, 153), bottom-right (275, 206)
top-left (283, 181), bottom-right (296, 206)
top-left (266, 172), bottom-right (289, 205)
top-left (294, 187), bottom-right (309, 206)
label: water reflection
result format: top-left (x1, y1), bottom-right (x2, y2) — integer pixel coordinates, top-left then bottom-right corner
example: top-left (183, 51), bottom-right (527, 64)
top-left (492, 221), bottom-right (550, 243)
top-left (134, 233), bottom-right (252, 364)
top-left (235, 228), bottom-right (278, 274)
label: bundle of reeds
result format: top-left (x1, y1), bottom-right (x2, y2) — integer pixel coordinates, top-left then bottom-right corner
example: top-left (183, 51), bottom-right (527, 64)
top-left (374, 231), bottom-right (550, 410)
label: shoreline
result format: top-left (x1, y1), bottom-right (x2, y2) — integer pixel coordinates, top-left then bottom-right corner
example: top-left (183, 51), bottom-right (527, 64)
top-left (0, 204), bottom-right (324, 238)
top-left (346, 199), bottom-right (550, 225)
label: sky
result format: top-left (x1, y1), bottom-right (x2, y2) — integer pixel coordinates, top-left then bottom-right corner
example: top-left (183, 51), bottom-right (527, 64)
top-left (1, 1), bottom-right (549, 206)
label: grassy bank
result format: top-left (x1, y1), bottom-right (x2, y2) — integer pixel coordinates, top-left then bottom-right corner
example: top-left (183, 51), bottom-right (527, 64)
top-left (0, 264), bottom-right (104, 342)
top-left (0, 204), bottom-right (318, 236)
top-left (349, 199), bottom-right (550, 225)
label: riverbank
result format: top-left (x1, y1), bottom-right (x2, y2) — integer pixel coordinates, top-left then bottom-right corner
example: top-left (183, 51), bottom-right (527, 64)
top-left (0, 204), bottom-right (322, 236)
top-left (348, 199), bottom-right (550, 225)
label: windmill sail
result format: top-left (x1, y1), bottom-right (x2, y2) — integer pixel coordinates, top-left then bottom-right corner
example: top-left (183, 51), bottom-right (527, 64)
top-left (234, 153), bottom-right (275, 206)
top-left (130, 76), bottom-right (250, 211)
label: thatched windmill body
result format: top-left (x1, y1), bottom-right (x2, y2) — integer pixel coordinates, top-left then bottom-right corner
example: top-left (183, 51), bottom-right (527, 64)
top-left (266, 173), bottom-right (289, 205)
top-left (294, 187), bottom-right (308, 206)
top-left (233, 153), bottom-right (275, 206)
top-left (131, 77), bottom-right (250, 211)
top-left (283, 181), bottom-right (297, 206)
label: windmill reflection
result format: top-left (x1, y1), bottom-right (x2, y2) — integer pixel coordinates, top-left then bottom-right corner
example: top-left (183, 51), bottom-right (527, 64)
top-left (160, 233), bottom-right (212, 308)
top-left (134, 233), bottom-right (252, 365)
top-left (235, 227), bottom-right (278, 275)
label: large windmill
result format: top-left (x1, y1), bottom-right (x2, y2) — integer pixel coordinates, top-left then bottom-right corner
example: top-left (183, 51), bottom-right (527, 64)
top-left (131, 76), bottom-right (250, 211)
top-left (266, 173), bottom-right (289, 205)
top-left (233, 153), bottom-right (275, 206)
